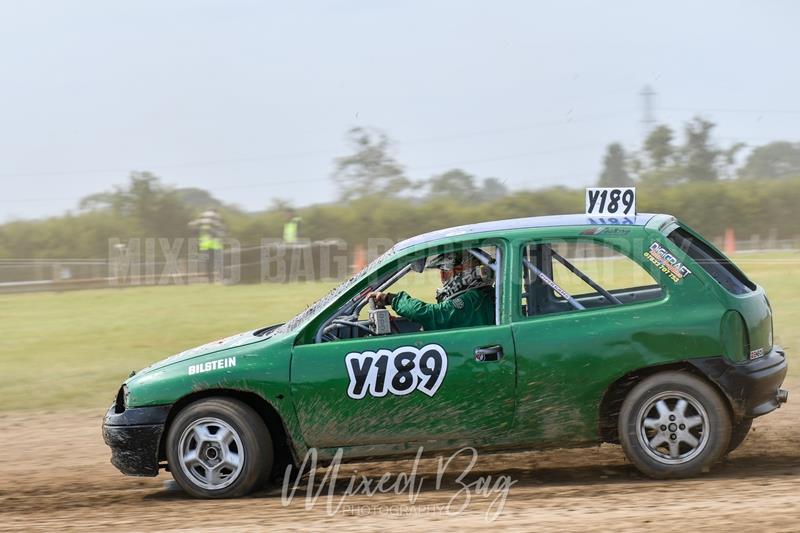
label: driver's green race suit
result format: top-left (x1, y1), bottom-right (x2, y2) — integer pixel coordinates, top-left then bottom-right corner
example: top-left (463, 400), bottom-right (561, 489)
top-left (389, 287), bottom-right (494, 331)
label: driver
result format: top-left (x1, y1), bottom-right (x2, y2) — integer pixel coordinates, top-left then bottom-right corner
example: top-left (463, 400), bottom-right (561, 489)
top-left (369, 250), bottom-right (494, 331)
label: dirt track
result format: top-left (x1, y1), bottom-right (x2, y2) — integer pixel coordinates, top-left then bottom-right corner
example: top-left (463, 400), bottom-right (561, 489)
top-left (2, 380), bottom-right (799, 532)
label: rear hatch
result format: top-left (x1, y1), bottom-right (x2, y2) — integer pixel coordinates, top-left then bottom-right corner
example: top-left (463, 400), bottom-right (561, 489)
top-left (664, 223), bottom-right (773, 362)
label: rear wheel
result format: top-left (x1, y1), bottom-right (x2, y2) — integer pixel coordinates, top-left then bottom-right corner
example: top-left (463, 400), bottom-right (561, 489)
top-left (166, 398), bottom-right (273, 498)
top-left (618, 371), bottom-right (731, 478)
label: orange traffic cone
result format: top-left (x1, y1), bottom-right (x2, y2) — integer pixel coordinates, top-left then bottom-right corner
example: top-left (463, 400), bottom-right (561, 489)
top-left (724, 228), bottom-right (736, 255)
top-left (351, 244), bottom-right (367, 274)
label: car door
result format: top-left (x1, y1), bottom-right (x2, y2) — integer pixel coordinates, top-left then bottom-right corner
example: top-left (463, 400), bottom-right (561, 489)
top-left (290, 244), bottom-right (517, 449)
top-left (510, 234), bottom-right (702, 445)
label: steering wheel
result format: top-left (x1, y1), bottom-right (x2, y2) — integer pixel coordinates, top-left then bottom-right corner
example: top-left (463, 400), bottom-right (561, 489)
top-left (321, 293), bottom-right (403, 341)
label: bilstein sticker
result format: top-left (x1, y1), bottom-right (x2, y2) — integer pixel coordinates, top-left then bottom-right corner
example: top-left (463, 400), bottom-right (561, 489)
top-left (643, 242), bottom-right (692, 283)
top-left (188, 356), bottom-right (237, 376)
top-left (345, 344), bottom-right (448, 399)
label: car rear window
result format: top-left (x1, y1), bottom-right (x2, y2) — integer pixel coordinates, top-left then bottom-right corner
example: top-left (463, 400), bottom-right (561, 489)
top-left (666, 227), bottom-right (756, 295)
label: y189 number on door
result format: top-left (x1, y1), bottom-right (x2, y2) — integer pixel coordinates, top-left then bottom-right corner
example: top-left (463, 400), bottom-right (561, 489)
top-left (345, 344), bottom-right (448, 399)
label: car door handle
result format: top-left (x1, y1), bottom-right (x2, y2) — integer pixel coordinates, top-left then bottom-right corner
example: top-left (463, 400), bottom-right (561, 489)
top-left (475, 345), bottom-right (504, 362)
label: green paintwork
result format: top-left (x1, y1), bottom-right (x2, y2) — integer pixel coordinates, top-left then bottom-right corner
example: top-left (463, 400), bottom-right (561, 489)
top-left (120, 213), bottom-right (776, 462)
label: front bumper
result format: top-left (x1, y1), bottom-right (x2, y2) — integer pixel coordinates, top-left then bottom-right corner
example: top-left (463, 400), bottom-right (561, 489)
top-left (690, 346), bottom-right (788, 419)
top-left (102, 404), bottom-right (171, 477)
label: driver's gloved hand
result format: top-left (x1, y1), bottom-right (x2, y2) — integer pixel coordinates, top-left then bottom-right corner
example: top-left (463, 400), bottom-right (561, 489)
top-left (368, 291), bottom-right (395, 307)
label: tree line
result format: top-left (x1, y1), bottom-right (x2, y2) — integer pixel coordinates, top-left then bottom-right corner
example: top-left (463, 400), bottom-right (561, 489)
top-left (2, 122), bottom-right (799, 260)
top-left (598, 117), bottom-right (800, 185)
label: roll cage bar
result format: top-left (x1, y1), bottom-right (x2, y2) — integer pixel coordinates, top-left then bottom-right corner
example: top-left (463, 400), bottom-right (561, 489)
top-left (522, 243), bottom-right (622, 313)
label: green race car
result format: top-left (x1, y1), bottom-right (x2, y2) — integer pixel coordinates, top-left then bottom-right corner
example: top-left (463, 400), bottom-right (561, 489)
top-left (103, 213), bottom-right (788, 498)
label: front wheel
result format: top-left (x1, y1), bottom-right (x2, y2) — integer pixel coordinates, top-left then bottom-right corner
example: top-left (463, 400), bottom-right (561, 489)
top-left (166, 397), bottom-right (273, 498)
top-left (618, 371), bottom-right (731, 478)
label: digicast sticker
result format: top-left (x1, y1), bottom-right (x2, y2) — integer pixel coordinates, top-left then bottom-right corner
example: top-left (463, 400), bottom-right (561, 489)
top-left (644, 242), bottom-right (692, 283)
top-left (345, 344), bottom-right (448, 399)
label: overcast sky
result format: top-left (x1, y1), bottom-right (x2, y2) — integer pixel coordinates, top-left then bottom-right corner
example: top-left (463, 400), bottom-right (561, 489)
top-left (1, 0), bottom-right (799, 220)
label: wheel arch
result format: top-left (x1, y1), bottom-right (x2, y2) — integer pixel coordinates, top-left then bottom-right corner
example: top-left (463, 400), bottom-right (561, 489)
top-left (598, 360), bottom-right (734, 444)
top-left (159, 388), bottom-right (296, 475)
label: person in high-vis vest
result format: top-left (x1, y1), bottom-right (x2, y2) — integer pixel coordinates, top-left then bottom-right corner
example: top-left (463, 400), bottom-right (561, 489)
top-left (368, 250), bottom-right (495, 331)
top-left (189, 209), bottom-right (225, 283)
top-left (282, 215), bottom-right (302, 243)
top-left (199, 222), bottom-right (223, 282)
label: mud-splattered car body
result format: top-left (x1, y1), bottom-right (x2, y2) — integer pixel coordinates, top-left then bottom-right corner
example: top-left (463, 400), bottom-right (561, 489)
top-left (103, 213), bottom-right (788, 481)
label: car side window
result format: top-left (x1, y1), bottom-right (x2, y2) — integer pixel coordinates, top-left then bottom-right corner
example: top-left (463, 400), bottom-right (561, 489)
top-left (520, 239), bottom-right (662, 317)
top-left (318, 244), bottom-right (500, 342)
top-left (374, 244), bottom-right (499, 330)
top-left (666, 227), bottom-right (756, 295)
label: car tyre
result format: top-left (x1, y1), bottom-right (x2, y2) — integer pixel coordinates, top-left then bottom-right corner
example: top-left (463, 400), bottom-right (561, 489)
top-left (618, 371), bottom-right (731, 478)
top-left (166, 397), bottom-right (273, 498)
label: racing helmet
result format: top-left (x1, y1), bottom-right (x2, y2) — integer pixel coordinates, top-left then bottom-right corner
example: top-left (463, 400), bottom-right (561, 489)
top-left (427, 249), bottom-right (494, 302)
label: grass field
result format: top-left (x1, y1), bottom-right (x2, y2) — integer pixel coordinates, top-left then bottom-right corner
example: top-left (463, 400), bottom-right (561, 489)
top-left (0, 252), bottom-right (797, 411)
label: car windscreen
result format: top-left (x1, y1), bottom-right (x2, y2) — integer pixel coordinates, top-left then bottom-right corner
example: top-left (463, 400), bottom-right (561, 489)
top-left (666, 227), bottom-right (755, 295)
top-left (272, 246), bottom-right (397, 335)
